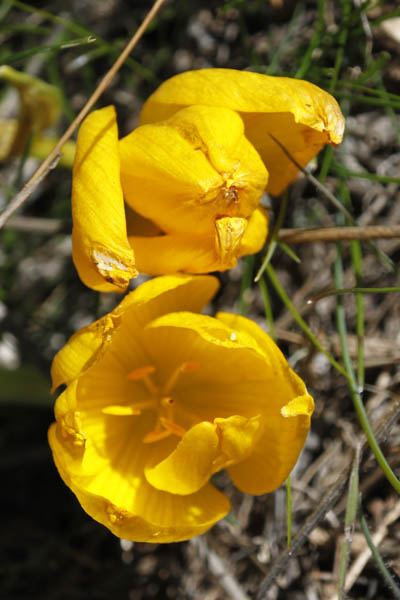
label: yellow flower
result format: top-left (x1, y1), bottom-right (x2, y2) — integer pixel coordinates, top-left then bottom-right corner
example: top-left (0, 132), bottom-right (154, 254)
top-left (0, 65), bottom-right (74, 167)
top-left (49, 274), bottom-right (314, 543)
top-left (140, 68), bottom-right (345, 196)
top-left (72, 69), bottom-right (344, 292)
top-left (72, 103), bottom-right (268, 292)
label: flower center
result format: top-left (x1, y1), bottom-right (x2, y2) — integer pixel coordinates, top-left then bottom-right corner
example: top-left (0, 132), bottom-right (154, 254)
top-left (102, 361), bottom-right (200, 444)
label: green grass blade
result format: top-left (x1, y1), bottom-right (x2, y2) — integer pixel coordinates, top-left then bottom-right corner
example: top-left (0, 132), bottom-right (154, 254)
top-left (332, 167), bottom-right (400, 185)
top-left (238, 254), bottom-right (255, 316)
top-left (286, 474), bottom-right (292, 550)
top-left (265, 263), bottom-right (349, 379)
top-left (255, 190), bottom-right (288, 282)
top-left (337, 444), bottom-right (361, 599)
top-left (258, 276), bottom-right (276, 341)
top-left (334, 245), bottom-right (400, 494)
top-left (0, 36), bottom-right (96, 65)
top-left (295, 0), bottom-right (326, 79)
top-left (278, 242), bottom-right (301, 264)
top-left (358, 497), bottom-right (400, 599)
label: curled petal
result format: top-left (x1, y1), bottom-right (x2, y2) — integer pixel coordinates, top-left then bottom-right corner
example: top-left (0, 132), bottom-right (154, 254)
top-left (239, 207), bottom-right (269, 256)
top-left (215, 216), bottom-right (247, 268)
top-left (51, 315), bottom-right (118, 392)
top-left (120, 105), bottom-right (268, 237)
top-left (227, 393), bottom-right (313, 495)
top-left (140, 68), bottom-right (345, 195)
top-left (72, 106), bottom-right (137, 292)
top-left (144, 415), bottom-right (262, 495)
top-left (129, 210), bottom-right (268, 275)
top-left (49, 414), bottom-right (230, 543)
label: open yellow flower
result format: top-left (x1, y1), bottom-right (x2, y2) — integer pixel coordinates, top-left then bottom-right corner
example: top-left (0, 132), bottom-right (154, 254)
top-left (49, 274), bottom-right (314, 543)
top-left (72, 69), bottom-right (344, 292)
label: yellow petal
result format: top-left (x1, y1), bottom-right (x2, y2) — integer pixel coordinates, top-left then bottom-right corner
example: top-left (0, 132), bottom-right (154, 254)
top-left (125, 274), bottom-right (219, 323)
top-left (215, 216), bottom-right (247, 268)
top-left (141, 312), bottom-right (269, 416)
top-left (129, 217), bottom-right (268, 275)
top-left (140, 68), bottom-right (345, 195)
top-left (145, 311), bottom-right (267, 361)
top-left (0, 65), bottom-right (61, 132)
top-left (239, 206), bottom-right (269, 256)
top-left (48, 413), bottom-right (230, 543)
top-left (0, 119), bottom-right (18, 161)
top-left (125, 205), bottom-right (162, 237)
top-left (51, 381), bottom-right (87, 463)
top-left (51, 315), bottom-right (117, 392)
top-left (227, 396), bottom-right (313, 495)
top-left (128, 232), bottom-right (217, 275)
top-left (216, 311), bottom-right (294, 369)
top-left (120, 105), bottom-right (268, 237)
top-left (145, 415), bottom-right (261, 495)
top-left (51, 274), bottom-right (219, 391)
top-left (72, 105), bottom-right (137, 292)
top-left (215, 312), bottom-right (314, 494)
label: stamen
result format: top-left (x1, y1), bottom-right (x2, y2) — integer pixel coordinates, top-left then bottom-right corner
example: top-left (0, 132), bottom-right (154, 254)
top-left (162, 361), bottom-right (200, 395)
top-left (127, 365), bottom-right (155, 380)
top-left (127, 365), bottom-right (158, 395)
top-left (160, 418), bottom-right (186, 438)
top-left (102, 405), bottom-right (141, 416)
top-left (142, 428), bottom-right (172, 444)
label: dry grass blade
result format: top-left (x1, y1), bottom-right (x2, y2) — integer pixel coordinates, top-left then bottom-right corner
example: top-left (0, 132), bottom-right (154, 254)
top-left (278, 225), bottom-right (400, 244)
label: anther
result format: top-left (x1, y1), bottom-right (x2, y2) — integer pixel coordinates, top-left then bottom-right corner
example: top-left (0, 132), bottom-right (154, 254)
top-left (162, 361), bottom-right (200, 395)
top-left (127, 365), bottom-right (155, 380)
top-left (127, 364), bottom-right (158, 396)
top-left (142, 429), bottom-right (172, 444)
top-left (102, 405), bottom-right (141, 416)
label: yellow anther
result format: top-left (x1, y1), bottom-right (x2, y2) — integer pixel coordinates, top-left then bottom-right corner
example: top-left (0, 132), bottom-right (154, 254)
top-left (142, 428), bottom-right (172, 444)
top-left (127, 365), bottom-right (156, 380)
top-left (163, 361), bottom-right (200, 395)
top-left (180, 361), bottom-right (200, 373)
top-left (102, 405), bottom-right (141, 416)
top-left (127, 364), bottom-right (159, 395)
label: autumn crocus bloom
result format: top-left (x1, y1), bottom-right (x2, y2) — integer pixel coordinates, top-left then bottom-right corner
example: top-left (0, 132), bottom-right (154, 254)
top-left (71, 68), bottom-right (344, 293)
top-left (49, 275), bottom-right (314, 543)
top-left (140, 68), bottom-right (345, 196)
top-left (72, 104), bottom-right (269, 292)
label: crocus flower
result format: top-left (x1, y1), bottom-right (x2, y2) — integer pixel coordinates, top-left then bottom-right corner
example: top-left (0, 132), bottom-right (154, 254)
top-left (49, 274), bottom-right (314, 543)
top-left (71, 68), bottom-right (344, 292)
top-left (0, 65), bottom-right (75, 166)
top-left (72, 103), bottom-right (268, 292)
top-left (140, 68), bottom-right (345, 196)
